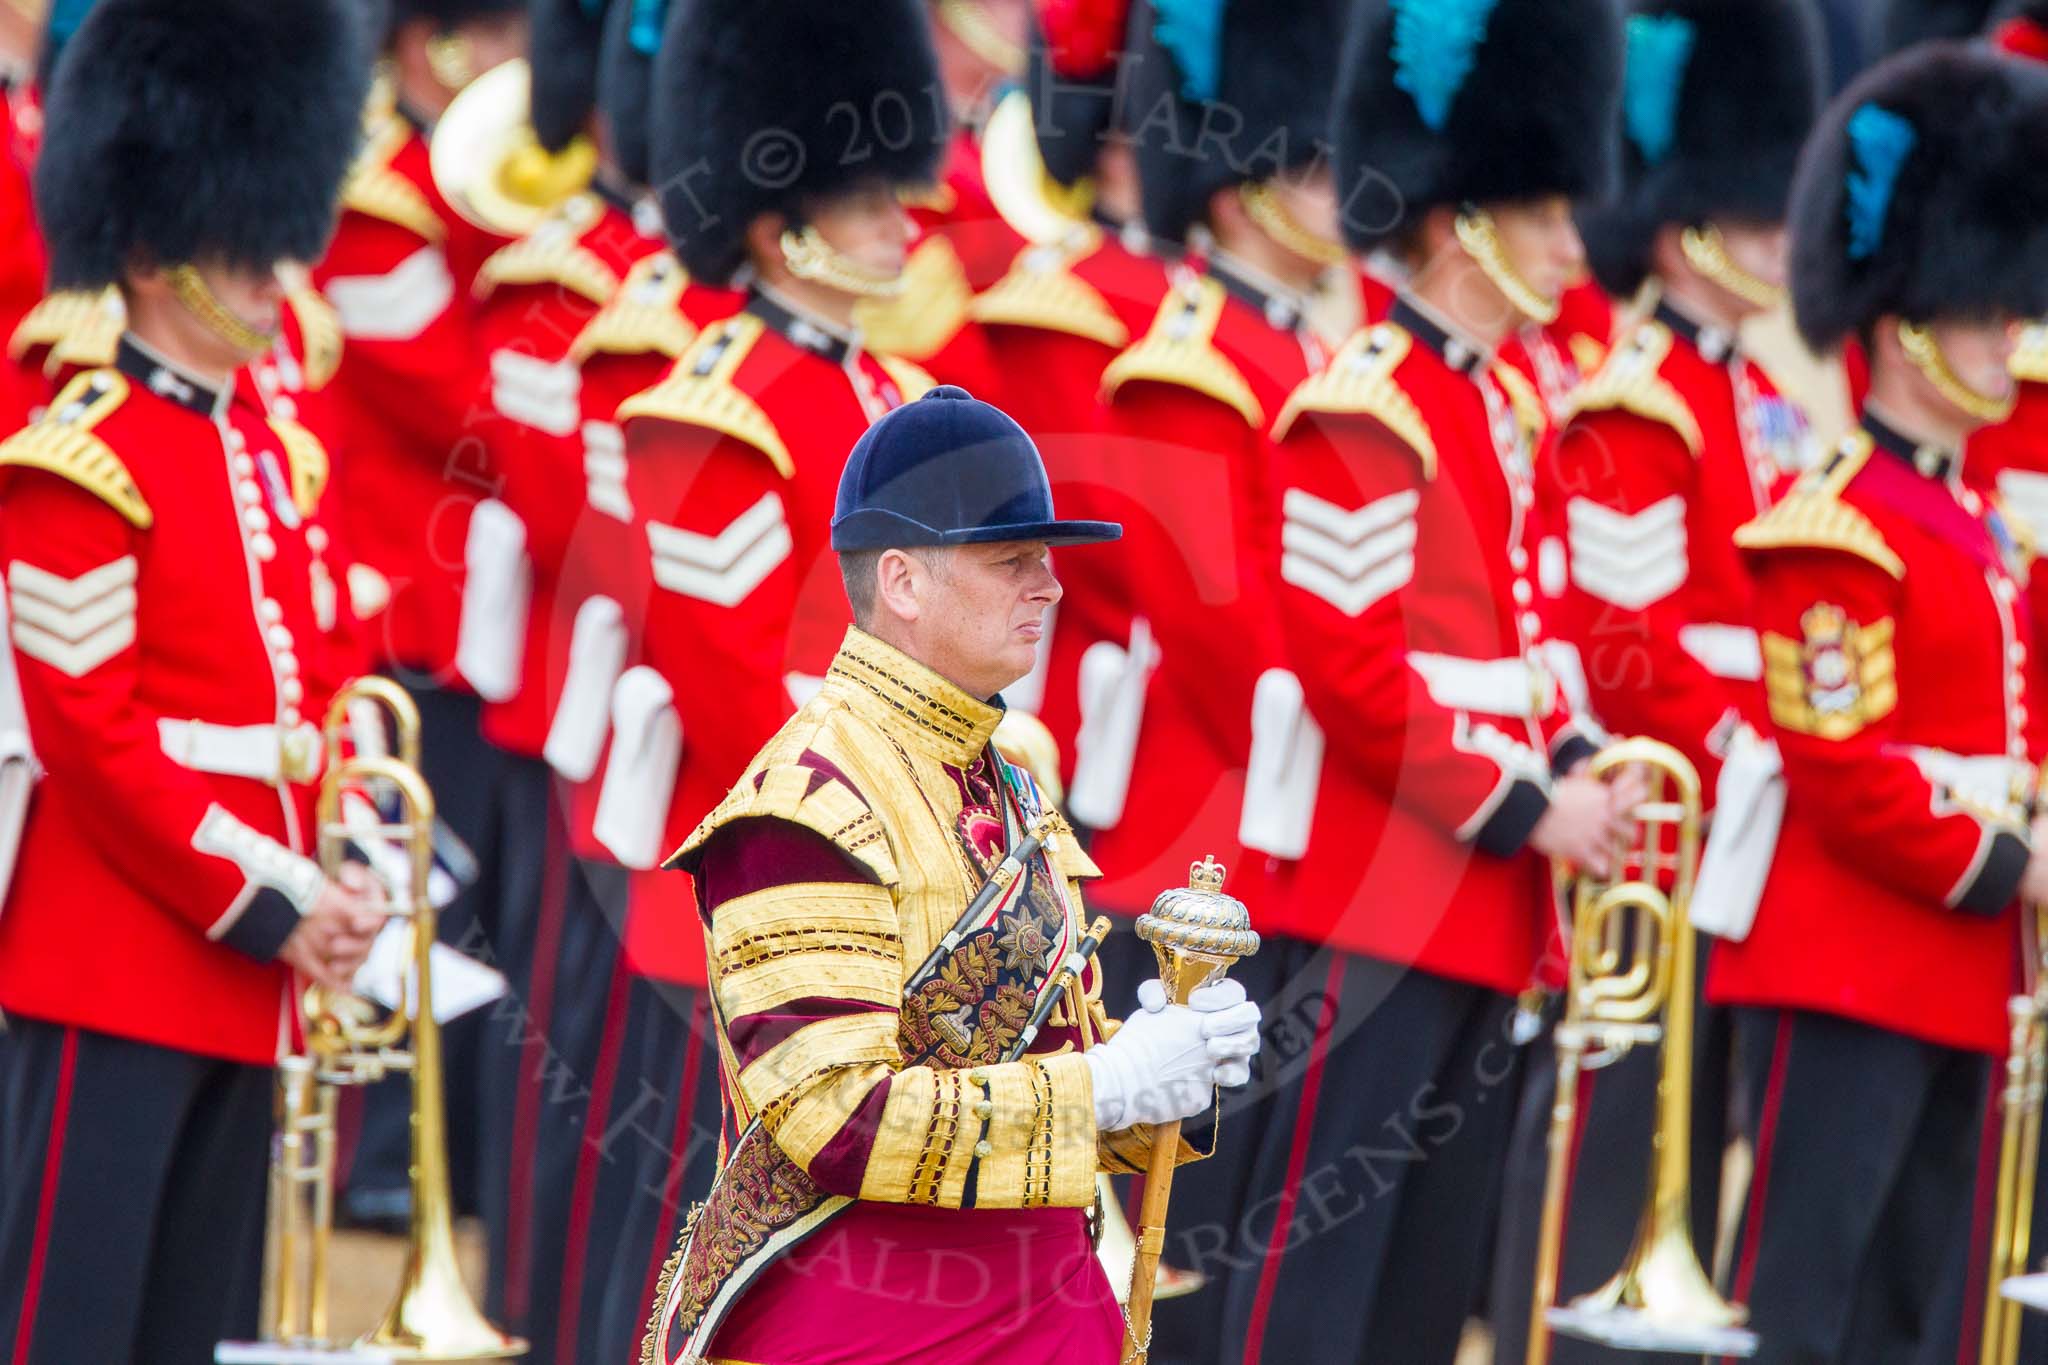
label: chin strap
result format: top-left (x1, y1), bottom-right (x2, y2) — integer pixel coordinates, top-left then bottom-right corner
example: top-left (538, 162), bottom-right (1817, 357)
top-left (425, 30), bottom-right (475, 92)
top-left (778, 225), bottom-right (906, 299)
top-left (1899, 318), bottom-right (2016, 424)
top-left (1679, 224), bottom-right (1785, 312)
top-left (165, 264), bottom-right (274, 357)
top-left (1454, 207), bottom-right (1560, 326)
top-left (1239, 182), bottom-right (1348, 270)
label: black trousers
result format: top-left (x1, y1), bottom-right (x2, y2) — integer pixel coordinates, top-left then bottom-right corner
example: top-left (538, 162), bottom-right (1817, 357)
top-left (345, 681), bottom-right (507, 1218)
top-left (0, 1019), bottom-right (270, 1365)
top-left (593, 977), bottom-right (727, 1365)
top-left (1724, 1006), bottom-right (1987, 1365)
top-left (1488, 950), bottom-right (1733, 1365)
top-left (1207, 945), bottom-right (1528, 1365)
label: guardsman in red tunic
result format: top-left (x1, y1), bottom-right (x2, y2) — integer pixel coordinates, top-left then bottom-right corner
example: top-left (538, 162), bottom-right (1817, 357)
top-left (1488, 6), bottom-right (1825, 1359)
top-left (0, 5), bottom-right (384, 1361)
top-left (1241, 3), bottom-right (1628, 1360)
top-left (310, 0), bottom-right (531, 1229)
top-left (966, 0), bottom-right (1164, 778)
top-left (589, 3), bottom-right (942, 1318)
top-left (0, 0), bottom-right (40, 431)
top-left (1707, 45), bottom-right (2048, 1363)
top-left (1032, 4), bottom-right (1352, 1353)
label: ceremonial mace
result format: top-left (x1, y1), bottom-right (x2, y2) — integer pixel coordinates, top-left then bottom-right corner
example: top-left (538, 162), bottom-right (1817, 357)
top-left (1122, 857), bottom-right (1261, 1365)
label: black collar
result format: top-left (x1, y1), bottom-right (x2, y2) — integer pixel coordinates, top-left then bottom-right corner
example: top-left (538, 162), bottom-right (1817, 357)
top-left (116, 335), bottom-right (229, 418)
top-left (745, 288), bottom-right (856, 365)
top-left (591, 172), bottom-right (641, 221)
top-left (1863, 408), bottom-right (1957, 481)
top-left (394, 98), bottom-right (433, 137)
top-left (1391, 295), bottom-right (1488, 376)
top-left (1206, 252), bottom-right (1307, 334)
top-left (1652, 297), bottom-right (1737, 365)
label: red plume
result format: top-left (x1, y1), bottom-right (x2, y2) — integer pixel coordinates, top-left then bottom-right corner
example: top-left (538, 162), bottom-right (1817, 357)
top-left (1037, 0), bottom-right (1131, 80)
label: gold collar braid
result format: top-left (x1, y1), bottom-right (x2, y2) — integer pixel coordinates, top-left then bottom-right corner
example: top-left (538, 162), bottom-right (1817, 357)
top-left (822, 628), bottom-right (1005, 768)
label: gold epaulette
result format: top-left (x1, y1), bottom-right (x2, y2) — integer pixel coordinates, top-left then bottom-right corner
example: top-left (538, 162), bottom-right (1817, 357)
top-left (568, 251), bottom-right (696, 364)
top-left (1733, 431), bottom-right (1902, 578)
top-left (340, 113), bottom-right (444, 244)
top-left (854, 236), bottom-right (974, 361)
top-left (667, 758), bottom-right (897, 885)
top-left (474, 195), bottom-right (618, 305)
top-left (267, 414), bottom-right (329, 517)
top-left (9, 286), bottom-right (123, 372)
top-left (615, 313), bottom-right (792, 477)
top-left (1100, 275), bottom-right (1262, 427)
top-left (2012, 322), bottom-right (2048, 385)
top-left (1491, 359), bottom-right (1548, 446)
top-left (1562, 321), bottom-right (1703, 455)
top-left (281, 278), bottom-right (342, 391)
top-left (877, 355), bottom-right (936, 402)
top-left (1272, 323), bottom-right (1436, 476)
top-left (967, 235), bottom-right (1129, 349)
top-left (0, 370), bottom-right (150, 527)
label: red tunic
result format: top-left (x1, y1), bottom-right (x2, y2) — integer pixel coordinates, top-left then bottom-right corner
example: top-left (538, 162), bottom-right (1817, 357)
top-left (1076, 255), bottom-right (1328, 917)
top-left (968, 225), bottom-right (1170, 771)
top-left (1262, 296), bottom-right (1596, 992)
top-left (606, 292), bottom-right (925, 984)
top-left (1708, 416), bottom-right (2039, 1054)
top-left (0, 340), bottom-right (344, 1063)
top-left (1548, 300), bottom-right (1809, 794)
top-left (312, 104), bottom-right (510, 681)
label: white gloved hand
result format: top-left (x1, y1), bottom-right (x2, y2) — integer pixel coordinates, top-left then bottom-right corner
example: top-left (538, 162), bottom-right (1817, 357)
top-left (1085, 977), bottom-right (1263, 1132)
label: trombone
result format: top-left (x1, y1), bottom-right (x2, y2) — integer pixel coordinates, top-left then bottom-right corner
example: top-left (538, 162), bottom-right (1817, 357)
top-left (1985, 760), bottom-right (2048, 1364)
top-left (218, 677), bottom-right (525, 1363)
top-left (1527, 738), bottom-right (1756, 1362)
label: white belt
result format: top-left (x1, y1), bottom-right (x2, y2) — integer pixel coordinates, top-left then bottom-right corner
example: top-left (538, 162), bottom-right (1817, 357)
top-left (1406, 652), bottom-right (1553, 718)
top-left (159, 718), bottom-right (322, 784)
top-left (1679, 623), bottom-right (1763, 682)
top-left (1902, 746), bottom-right (2033, 815)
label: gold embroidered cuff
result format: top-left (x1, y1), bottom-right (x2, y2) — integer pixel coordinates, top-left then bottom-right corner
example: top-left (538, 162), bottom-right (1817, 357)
top-left (1098, 1123), bottom-right (1207, 1176)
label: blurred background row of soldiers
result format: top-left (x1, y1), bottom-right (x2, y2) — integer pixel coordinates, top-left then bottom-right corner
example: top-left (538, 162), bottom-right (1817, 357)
top-left (5, 0), bottom-right (2048, 1362)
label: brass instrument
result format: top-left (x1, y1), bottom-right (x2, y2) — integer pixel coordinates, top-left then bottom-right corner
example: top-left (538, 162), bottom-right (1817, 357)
top-left (1986, 765), bottom-right (2048, 1363)
top-left (219, 677), bottom-right (525, 1363)
top-left (428, 58), bottom-right (596, 237)
top-left (1122, 857), bottom-right (1261, 1365)
top-left (1528, 739), bottom-right (1756, 1362)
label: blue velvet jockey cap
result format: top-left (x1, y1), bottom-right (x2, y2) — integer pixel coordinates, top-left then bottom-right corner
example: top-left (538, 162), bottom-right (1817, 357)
top-left (830, 387), bottom-right (1124, 551)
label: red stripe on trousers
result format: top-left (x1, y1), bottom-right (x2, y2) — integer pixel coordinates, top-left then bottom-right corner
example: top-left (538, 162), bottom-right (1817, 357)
top-left (1956, 1067), bottom-right (2008, 1365)
top-left (10, 1026), bottom-right (77, 1365)
top-left (555, 959), bottom-right (635, 1362)
top-left (638, 993), bottom-right (711, 1320)
top-left (1243, 954), bottom-right (1347, 1364)
top-left (1720, 1013), bottom-right (1793, 1365)
top-left (506, 818), bottom-right (571, 1322)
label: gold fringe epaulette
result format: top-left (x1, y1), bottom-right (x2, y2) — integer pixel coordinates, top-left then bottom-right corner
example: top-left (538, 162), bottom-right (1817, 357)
top-left (877, 355), bottom-right (935, 402)
top-left (341, 113), bottom-right (444, 244)
top-left (569, 252), bottom-right (696, 363)
top-left (1100, 275), bottom-right (1262, 428)
top-left (9, 286), bottom-right (123, 372)
top-left (855, 236), bottom-right (974, 361)
top-left (1734, 432), bottom-right (1902, 578)
top-left (1562, 321), bottom-right (1703, 456)
top-left (474, 195), bottom-right (618, 305)
top-left (615, 313), bottom-right (792, 477)
top-left (267, 414), bottom-right (330, 517)
top-left (968, 235), bottom-right (1129, 349)
top-left (1272, 323), bottom-right (1436, 476)
top-left (668, 759), bottom-right (896, 885)
top-left (0, 370), bottom-right (150, 527)
top-left (1491, 359), bottom-right (1548, 447)
top-left (281, 276), bottom-right (342, 391)
top-left (2012, 322), bottom-right (2048, 385)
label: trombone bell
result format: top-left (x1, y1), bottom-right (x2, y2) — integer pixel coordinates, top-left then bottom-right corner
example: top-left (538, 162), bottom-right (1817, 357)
top-left (429, 58), bottom-right (596, 238)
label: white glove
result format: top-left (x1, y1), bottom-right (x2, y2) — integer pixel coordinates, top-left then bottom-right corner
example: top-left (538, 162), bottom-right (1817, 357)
top-left (1085, 977), bottom-right (1262, 1132)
